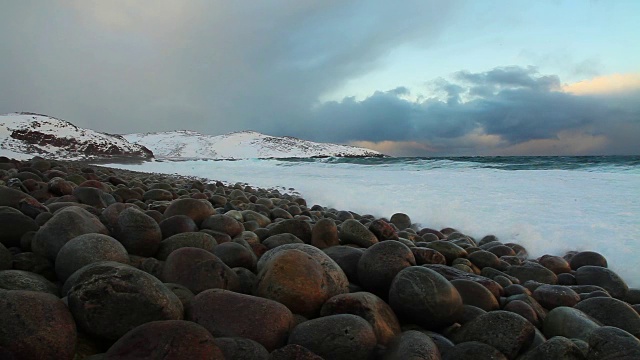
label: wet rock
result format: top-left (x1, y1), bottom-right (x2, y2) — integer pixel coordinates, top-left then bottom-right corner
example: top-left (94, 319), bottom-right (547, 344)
top-left (163, 283), bottom-right (195, 308)
top-left (241, 210), bottom-right (271, 227)
top-left (73, 186), bottom-right (115, 208)
top-left (55, 233), bottom-right (129, 282)
top-left (323, 245), bottom-right (363, 284)
top-left (263, 233), bottom-right (305, 249)
top-left (340, 219), bottom-right (378, 248)
top-left (357, 240), bottom-right (416, 297)
top-left (543, 306), bottom-right (601, 341)
top-left (503, 299), bottom-right (540, 328)
top-left (451, 310), bottom-right (535, 360)
top-left (539, 255), bottom-right (572, 274)
top-left (518, 336), bottom-right (585, 360)
top-left (389, 213), bottom-right (412, 231)
top-left (105, 320), bottom-right (224, 359)
top-left (575, 265), bottom-right (629, 299)
top-left (32, 206), bottom-right (108, 261)
top-left (0, 290), bottom-right (77, 360)
top-left (288, 314), bottom-right (377, 360)
top-left (586, 326), bottom-right (640, 360)
top-left (368, 219), bottom-right (398, 241)
top-left (411, 247), bottom-right (446, 265)
top-left (320, 292), bottom-right (401, 346)
top-left (532, 284), bottom-right (580, 310)
top-left (570, 251), bottom-right (608, 270)
top-left (424, 240), bottom-right (468, 264)
top-left (389, 266), bottom-right (463, 330)
top-left (468, 250), bottom-right (501, 270)
top-left (162, 247), bottom-right (240, 294)
top-left (187, 289), bottom-right (294, 351)
top-left (451, 279), bottom-right (499, 311)
top-left (506, 261), bottom-right (558, 285)
top-left (574, 297), bottom-right (640, 338)
top-left (424, 264), bottom-right (504, 299)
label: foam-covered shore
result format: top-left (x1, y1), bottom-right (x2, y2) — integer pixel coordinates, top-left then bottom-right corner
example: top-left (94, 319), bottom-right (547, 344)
top-left (0, 157), bottom-right (639, 359)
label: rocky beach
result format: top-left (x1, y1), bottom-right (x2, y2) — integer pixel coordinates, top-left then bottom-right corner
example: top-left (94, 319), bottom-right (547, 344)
top-left (1, 156), bottom-right (639, 360)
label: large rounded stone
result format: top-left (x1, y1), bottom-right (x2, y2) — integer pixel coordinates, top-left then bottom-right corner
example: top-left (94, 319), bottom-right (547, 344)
top-left (0, 243), bottom-right (11, 271)
top-left (570, 251), bottom-right (608, 270)
top-left (532, 284), bottom-right (581, 310)
top-left (389, 213), bottom-right (412, 230)
top-left (155, 232), bottom-right (217, 260)
top-left (254, 249), bottom-right (330, 318)
top-left (0, 185), bottom-right (48, 217)
top-left (213, 241), bottom-right (256, 270)
top-left (411, 247), bottom-right (447, 265)
top-left (452, 310), bottom-right (535, 360)
top-left (518, 336), bottom-right (586, 360)
top-left (381, 330), bottom-right (440, 360)
top-left (357, 240), bottom-right (415, 298)
top-left (269, 344), bottom-right (322, 360)
top-left (161, 247), bottom-right (240, 294)
top-left (262, 233), bottom-right (304, 249)
top-left (320, 292), bottom-right (401, 346)
top-left (268, 219), bottom-right (312, 243)
top-left (543, 306), bottom-right (601, 341)
top-left (163, 198), bottom-right (215, 226)
top-left (143, 189), bottom-right (173, 202)
top-left (506, 261), bottom-right (558, 285)
top-left (575, 265), bottom-right (629, 299)
top-left (0, 290), bottom-right (77, 360)
top-left (0, 208), bottom-right (39, 248)
top-left (424, 264), bottom-right (504, 300)
top-left (586, 326), bottom-right (640, 360)
top-left (55, 233), bottom-right (129, 282)
top-left (288, 314), bottom-right (377, 360)
top-left (575, 297), bottom-right (640, 338)
top-left (213, 337), bottom-right (269, 360)
top-left (112, 207), bottom-right (162, 257)
top-left (451, 279), bottom-right (499, 311)
top-left (468, 250), bottom-right (501, 270)
top-left (388, 266), bottom-right (463, 330)
top-left (442, 341), bottom-right (508, 360)
top-left (323, 245), bottom-right (363, 284)
top-left (105, 320), bottom-right (224, 359)
top-left (0, 270), bottom-right (58, 295)
top-left (241, 210), bottom-right (271, 227)
top-left (340, 219), bottom-right (378, 248)
top-left (368, 219), bottom-right (398, 241)
top-left (187, 289), bottom-right (294, 351)
top-left (257, 243), bottom-right (349, 297)
top-left (159, 215), bottom-right (198, 239)
top-left (32, 206), bottom-right (108, 261)
top-left (539, 255), bottom-right (572, 274)
top-left (201, 214), bottom-right (244, 237)
top-left (424, 241), bottom-right (468, 264)
top-left (72, 186), bottom-right (115, 208)
top-left (68, 263), bottom-right (183, 340)
top-left (311, 218), bottom-right (339, 249)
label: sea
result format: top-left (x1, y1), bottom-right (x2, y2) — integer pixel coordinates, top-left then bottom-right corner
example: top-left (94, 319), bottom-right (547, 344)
top-left (105, 155), bottom-right (640, 287)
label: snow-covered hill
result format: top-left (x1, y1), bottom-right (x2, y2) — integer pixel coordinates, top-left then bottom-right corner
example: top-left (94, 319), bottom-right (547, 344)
top-left (0, 112), bottom-right (153, 160)
top-left (124, 130), bottom-right (383, 160)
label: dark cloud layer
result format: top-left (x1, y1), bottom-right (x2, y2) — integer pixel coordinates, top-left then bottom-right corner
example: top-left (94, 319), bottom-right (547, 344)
top-left (302, 67), bottom-right (640, 155)
top-left (0, 2), bottom-right (638, 155)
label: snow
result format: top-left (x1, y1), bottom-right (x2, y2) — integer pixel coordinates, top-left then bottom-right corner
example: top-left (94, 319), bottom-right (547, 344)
top-left (123, 130), bottom-right (381, 159)
top-left (0, 113), bottom-right (149, 160)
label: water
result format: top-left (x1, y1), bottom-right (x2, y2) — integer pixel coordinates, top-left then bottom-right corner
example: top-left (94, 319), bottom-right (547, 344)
top-left (104, 156), bottom-right (640, 287)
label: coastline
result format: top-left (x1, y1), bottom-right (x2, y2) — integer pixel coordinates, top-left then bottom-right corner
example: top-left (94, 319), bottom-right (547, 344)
top-left (0, 157), bottom-right (639, 359)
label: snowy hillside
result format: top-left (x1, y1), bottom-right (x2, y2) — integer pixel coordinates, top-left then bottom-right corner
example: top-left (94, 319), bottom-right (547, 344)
top-left (0, 112), bottom-right (153, 160)
top-left (124, 130), bottom-right (383, 160)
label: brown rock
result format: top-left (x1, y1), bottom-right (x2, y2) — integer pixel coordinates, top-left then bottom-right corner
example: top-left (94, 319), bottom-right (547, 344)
top-left (161, 247), bottom-right (240, 294)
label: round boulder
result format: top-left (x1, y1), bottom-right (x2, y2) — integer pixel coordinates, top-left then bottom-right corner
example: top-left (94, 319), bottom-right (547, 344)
top-left (159, 215), bottom-right (198, 239)
top-left (310, 218), bottom-right (340, 249)
top-left (105, 320), bottom-right (224, 359)
top-left (187, 289), bottom-right (294, 351)
top-left (357, 240), bottom-right (416, 298)
top-left (388, 266), bottom-right (463, 330)
top-left (586, 326), bottom-right (640, 360)
top-left (155, 232), bottom-right (217, 260)
top-left (288, 314), bottom-right (377, 360)
top-left (55, 233), bottom-right (129, 282)
top-left (201, 214), bottom-right (244, 237)
top-left (451, 279), bottom-right (500, 311)
top-left (575, 265), bottom-right (628, 299)
top-left (67, 263), bottom-right (183, 341)
top-left (0, 290), bottom-right (77, 360)
top-left (340, 219), bottom-right (378, 248)
top-left (570, 251), bottom-right (608, 270)
top-left (0, 208), bottom-right (39, 248)
top-left (161, 247), bottom-right (240, 294)
top-left (213, 337), bottom-right (269, 360)
top-left (112, 207), bottom-right (162, 257)
top-left (163, 198), bottom-right (216, 226)
top-left (575, 297), bottom-right (640, 338)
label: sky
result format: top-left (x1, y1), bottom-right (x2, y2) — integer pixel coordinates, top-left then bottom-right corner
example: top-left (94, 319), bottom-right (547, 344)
top-left (1, 0), bottom-right (639, 156)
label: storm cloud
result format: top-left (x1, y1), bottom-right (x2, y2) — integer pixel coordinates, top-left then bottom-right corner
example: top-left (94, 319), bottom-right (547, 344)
top-left (304, 67), bottom-right (640, 155)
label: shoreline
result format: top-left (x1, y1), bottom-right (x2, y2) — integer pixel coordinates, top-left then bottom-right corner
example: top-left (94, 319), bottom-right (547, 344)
top-left (0, 157), bottom-right (638, 359)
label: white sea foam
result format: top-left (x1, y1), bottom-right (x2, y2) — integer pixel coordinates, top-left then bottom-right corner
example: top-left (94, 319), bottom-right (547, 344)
top-left (105, 159), bottom-right (640, 287)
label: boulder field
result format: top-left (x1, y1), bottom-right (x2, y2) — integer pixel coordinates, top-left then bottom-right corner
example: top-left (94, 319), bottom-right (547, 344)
top-left (0, 156), bottom-right (639, 359)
